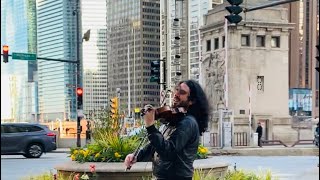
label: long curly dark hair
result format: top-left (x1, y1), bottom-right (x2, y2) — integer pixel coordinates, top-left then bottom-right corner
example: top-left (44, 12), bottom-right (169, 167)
top-left (179, 80), bottom-right (210, 135)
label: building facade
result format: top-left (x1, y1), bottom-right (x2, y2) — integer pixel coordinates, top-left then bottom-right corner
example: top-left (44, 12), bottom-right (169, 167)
top-left (200, 1), bottom-right (295, 142)
top-left (106, 0), bottom-right (161, 115)
top-left (1, 0), bottom-right (38, 122)
top-left (81, 0), bottom-right (108, 116)
top-left (161, 0), bottom-right (216, 89)
top-left (36, 0), bottom-right (78, 122)
top-left (287, 0), bottom-right (319, 118)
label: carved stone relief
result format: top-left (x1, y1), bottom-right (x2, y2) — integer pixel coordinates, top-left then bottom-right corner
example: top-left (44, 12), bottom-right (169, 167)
top-left (202, 51), bottom-right (226, 111)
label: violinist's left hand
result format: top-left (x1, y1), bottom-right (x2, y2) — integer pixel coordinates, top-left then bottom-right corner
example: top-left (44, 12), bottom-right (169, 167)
top-left (143, 105), bottom-right (156, 127)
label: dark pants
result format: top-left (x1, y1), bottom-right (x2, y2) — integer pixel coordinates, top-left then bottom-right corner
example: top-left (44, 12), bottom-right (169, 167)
top-left (258, 136), bottom-right (262, 147)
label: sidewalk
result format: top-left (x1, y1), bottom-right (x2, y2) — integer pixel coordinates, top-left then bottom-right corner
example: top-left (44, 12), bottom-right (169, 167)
top-left (51, 148), bottom-right (71, 153)
top-left (208, 145), bottom-right (319, 156)
top-left (50, 145), bottom-right (319, 156)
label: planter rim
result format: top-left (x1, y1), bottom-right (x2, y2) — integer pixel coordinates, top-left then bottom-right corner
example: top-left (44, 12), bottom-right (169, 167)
top-left (55, 158), bottom-right (230, 173)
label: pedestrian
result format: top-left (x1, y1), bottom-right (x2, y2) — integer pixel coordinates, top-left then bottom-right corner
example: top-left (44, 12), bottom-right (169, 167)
top-left (256, 122), bottom-right (263, 147)
top-left (124, 80), bottom-right (210, 180)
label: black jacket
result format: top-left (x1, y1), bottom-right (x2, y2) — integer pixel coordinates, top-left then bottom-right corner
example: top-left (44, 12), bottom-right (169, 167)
top-left (136, 115), bottom-right (199, 179)
top-left (256, 126), bottom-right (263, 137)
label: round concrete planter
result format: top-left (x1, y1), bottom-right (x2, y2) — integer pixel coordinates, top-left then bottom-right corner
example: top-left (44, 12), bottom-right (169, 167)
top-left (55, 158), bottom-right (229, 180)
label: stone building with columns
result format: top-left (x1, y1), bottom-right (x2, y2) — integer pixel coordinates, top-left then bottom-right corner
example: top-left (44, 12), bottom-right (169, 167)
top-left (199, 1), bottom-right (299, 145)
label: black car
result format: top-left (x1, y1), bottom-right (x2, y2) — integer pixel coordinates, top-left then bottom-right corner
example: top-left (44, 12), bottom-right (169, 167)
top-left (1, 123), bottom-right (57, 158)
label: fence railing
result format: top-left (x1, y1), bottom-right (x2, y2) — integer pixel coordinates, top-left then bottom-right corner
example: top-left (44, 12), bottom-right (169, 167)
top-left (234, 132), bottom-right (248, 146)
top-left (210, 133), bottom-right (219, 147)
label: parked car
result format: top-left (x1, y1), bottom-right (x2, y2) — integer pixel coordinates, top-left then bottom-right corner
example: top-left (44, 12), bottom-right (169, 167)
top-left (1, 123), bottom-right (57, 158)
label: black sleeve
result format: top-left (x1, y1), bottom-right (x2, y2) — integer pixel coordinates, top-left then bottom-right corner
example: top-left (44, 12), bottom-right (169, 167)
top-left (136, 143), bottom-right (154, 162)
top-left (146, 117), bottom-right (196, 160)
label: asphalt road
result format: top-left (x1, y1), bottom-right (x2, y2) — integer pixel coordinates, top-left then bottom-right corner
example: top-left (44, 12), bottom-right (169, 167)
top-left (1, 153), bottom-right (70, 180)
top-left (1, 153), bottom-right (319, 180)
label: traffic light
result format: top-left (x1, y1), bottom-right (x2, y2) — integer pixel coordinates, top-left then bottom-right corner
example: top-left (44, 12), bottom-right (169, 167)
top-left (76, 87), bottom-right (83, 109)
top-left (2, 45), bottom-right (9, 63)
top-left (225, 0), bottom-right (243, 24)
top-left (150, 60), bottom-right (160, 83)
top-left (110, 97), bottom-right (118, 119)
top-left (316, 45), bottom-right (319, 72)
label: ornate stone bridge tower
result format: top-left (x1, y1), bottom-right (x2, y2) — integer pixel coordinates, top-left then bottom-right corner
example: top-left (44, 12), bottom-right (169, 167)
top-left (200, 1), bottom-right (296, 144)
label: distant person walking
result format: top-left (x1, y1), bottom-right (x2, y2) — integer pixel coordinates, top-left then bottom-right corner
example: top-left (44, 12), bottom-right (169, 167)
top-left (256, 122), bottom-right (263, 147)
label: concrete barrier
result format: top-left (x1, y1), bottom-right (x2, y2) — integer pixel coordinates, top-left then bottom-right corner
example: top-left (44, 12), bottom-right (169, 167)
top-left (55, 158), bottom-right (230, 180)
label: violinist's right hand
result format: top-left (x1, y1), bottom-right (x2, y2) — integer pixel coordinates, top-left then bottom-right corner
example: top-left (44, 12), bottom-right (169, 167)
top-left (124, 153), bottom-right (136, 168)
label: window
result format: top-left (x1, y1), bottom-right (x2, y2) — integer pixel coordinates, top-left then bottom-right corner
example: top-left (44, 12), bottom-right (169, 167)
top-left (214, 38), bottom-right (219, 50)
top-left (240, 110), bottom-right (245, 114)
top-left (257, 76), bottom-right (264, 92)
top-left (206, 40), bottom-right (211, 51)
top-left (222, 36), bottom-right (225, 48)
top-left (271, 36), bottom-right (280, 48)
top-left (26, 125), bottom-right (43, 132)
top-left (241, 35), bottom-right (250, 46)
top-left (256, 35), bottom-right (265, 47)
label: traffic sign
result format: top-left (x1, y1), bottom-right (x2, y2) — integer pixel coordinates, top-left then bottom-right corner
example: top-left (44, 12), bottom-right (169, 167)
top-left (12, 52), bottom-right (37, 61)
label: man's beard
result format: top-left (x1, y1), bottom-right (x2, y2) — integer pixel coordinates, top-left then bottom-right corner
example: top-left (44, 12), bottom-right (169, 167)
top-left (172, 99), bottom-right (190, 109)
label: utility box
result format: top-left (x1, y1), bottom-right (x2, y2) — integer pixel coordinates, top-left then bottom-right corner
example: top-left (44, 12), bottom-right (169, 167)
top-left (253, 133), bottom-right (258, 147)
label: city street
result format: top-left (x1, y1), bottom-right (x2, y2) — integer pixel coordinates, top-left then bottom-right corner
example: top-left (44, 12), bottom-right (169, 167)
top-left (1, 153), bottom-right (318, 180)
top-left (1, 153), bottom-right (69, 180)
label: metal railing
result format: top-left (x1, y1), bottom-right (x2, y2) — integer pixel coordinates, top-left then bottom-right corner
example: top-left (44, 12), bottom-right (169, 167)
top-left (234, 132), bottom-right (248, 146)
top-left (210, 133), bottom-right (219, 147)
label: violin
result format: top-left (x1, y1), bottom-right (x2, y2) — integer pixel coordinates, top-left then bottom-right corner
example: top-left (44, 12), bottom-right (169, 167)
top-left (140, 105), bottom-right (187, 123)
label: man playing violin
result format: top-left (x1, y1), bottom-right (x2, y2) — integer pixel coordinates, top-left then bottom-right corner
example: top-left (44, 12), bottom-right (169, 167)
top-left (124, 80), bottom-right (210, 180)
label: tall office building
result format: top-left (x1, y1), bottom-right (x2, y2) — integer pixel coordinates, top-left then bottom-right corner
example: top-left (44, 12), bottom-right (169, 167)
top-left (1, 0), bottom-right (38, 122)
top-left (287, 0), bottom-right (319, 118)
top-left (81, 0), bottom-right (108, 116)
top-left (106, 0), bottom-right (161, 115)
top-left (161, 0), bottom-right (219, 91)
top-left (36, 0), bottom-right (78, 121)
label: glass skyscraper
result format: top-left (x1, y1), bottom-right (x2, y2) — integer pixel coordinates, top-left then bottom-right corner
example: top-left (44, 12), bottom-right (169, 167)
top-left (36, 0), bottom-right (78, 121)
top-left (81, 0), bottom-right (108, 116)
top-left (1, 0), bottom-right (38, 122)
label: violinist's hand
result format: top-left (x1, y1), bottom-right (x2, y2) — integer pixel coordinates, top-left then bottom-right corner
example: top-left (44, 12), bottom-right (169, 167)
top-left (143, 105), bottom-right (156, 128)
top-left (124, 153), bottom-right (136, 168)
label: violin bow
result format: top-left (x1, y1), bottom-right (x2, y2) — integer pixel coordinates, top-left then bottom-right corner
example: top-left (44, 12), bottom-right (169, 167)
top-left (125, 133), bottom-right (148, 171)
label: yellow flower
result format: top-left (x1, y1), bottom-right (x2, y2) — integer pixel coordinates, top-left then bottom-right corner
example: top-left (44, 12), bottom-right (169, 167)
top-left (200, 147), bottom-right (208, 154)
top-left (114, 152), bottom-right (121, 158)
top-left (73, 150), bottom-right (78, 154)
top-left (95, 153), bottom-right (100, 158)
top-left (71, 154), bottom-right (76, 161)
top-left (83, 150), bottom-right (89, 157)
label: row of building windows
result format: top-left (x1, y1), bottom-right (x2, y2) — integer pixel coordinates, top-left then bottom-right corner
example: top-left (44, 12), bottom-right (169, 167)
top-left (142, 2), bottom-right (160, 8)
top-left (143, 27), bottom-right (160, 33)
top-left (206, 35), bottom-right (281, 51)
top-left (143, 21), bottom-right (160, 27)
top-left (142, 8), bottom-right (160, 14)
top-left (142, 14), bottom-right (160, 20)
